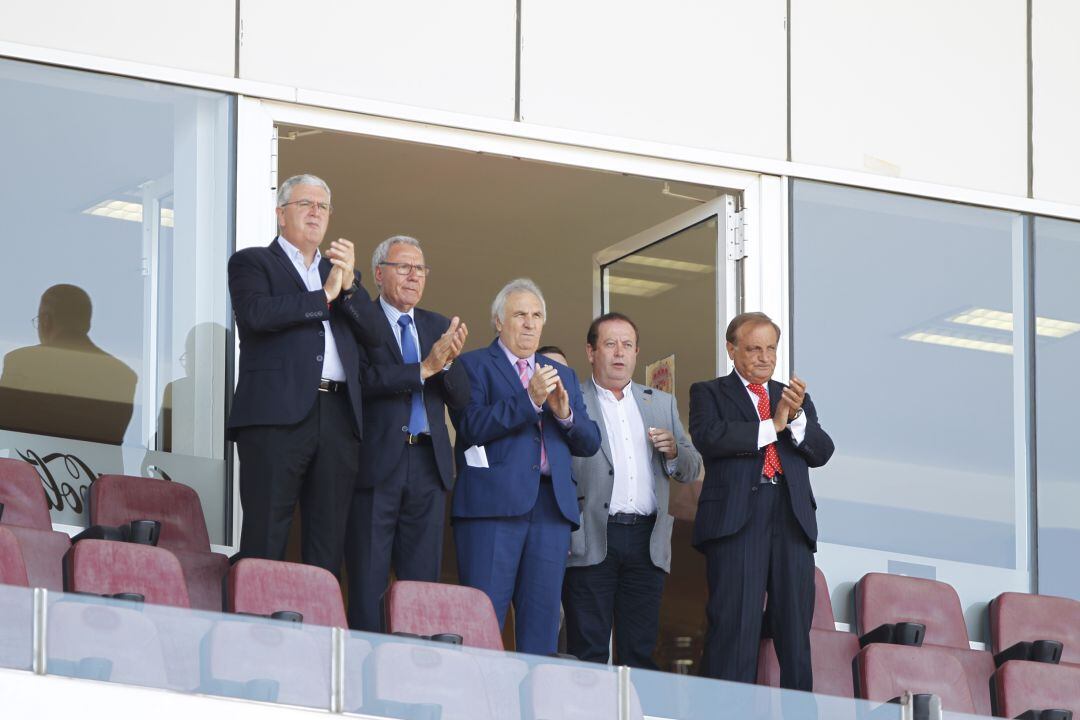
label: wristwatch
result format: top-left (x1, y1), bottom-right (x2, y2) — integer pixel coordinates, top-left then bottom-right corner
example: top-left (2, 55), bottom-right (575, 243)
top-left (789, 407), bottom-right (803, 422)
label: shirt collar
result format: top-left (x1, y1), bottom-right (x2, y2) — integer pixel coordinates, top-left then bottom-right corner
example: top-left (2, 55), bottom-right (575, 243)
top-left (497, 338), bottom-right (533, 368)
top-left (734, 368), bottom-right (768, 390)
top-left (379, 295), bottom-right (414, 325)
top-left (592, 377), bottom-right (633, 402)
top-left (276, 235), bottom-right (321, 269)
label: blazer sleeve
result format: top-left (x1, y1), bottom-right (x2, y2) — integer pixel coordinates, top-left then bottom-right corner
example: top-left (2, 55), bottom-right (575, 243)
top-left (451, 358), bottom-right (539, 447)
top-left (550, 371), bottom-right (601, 458)
top-left (228, 251), bottom-right (330, 333)
top-left (667, 394), bottom-right (702, 483)
top-left (356, 343), bottom-right (424, 399)
top-left (787, 391), bottom-right (834, 468)
top-left (432, 360), bottom-right (471, 411)
top-left (688, 380), bottom-right (761, 460)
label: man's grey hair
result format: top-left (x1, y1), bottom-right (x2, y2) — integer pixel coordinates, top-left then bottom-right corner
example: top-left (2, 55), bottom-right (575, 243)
top-left (276, 174), bottom-right (331, 208)
top-left (371, 235), bottom-right (423, 289)
top-left (491, 278), bottom-right (546, 330)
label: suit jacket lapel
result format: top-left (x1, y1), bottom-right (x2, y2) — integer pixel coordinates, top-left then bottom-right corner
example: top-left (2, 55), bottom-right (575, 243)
top-left (372, 298), bottom-right (406, 363)
top-left (768, 380), bottom-right (783, 417)
top-left (582, 380), bottom-right (613, 467)
top-left (268, 238), bottom-right (307, 293)
top-left (415, 309), bottom-right (437, 359)
top-left (487, 339), bottom-right (527, 397)
top-left (720, 371), bottom-right (760, 421)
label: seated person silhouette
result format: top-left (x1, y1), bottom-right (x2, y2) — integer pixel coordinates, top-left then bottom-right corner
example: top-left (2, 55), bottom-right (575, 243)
top-left (157, 322), bottom-right (225, 454)
top-left (0, 284), bottom-right (137, 445)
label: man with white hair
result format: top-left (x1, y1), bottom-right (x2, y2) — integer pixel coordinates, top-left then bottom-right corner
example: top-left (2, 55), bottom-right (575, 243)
top-left (450, 278), bottom-right (600, 655)
top-left (341, 235), bottom-right (470, 632)
top-left (227, 173), bottom-right (369, 574)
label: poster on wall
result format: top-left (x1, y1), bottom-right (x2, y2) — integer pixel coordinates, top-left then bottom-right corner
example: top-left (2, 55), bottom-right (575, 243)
top-left (645, 354), bottom-right (675, 395)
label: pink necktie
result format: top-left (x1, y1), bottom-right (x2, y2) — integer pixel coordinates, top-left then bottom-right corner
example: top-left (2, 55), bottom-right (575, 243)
top-left (747, 383), bottom-right (783, 478)
top-left (517, 358), bottom-right (548, 472)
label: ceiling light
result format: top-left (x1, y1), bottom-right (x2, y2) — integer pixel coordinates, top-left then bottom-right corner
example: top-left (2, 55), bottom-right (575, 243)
top-left (620, 255), bottom-right (712, 274)
top-left (83, 200), bottom-right (174, 228)
top-left (902, 331), bottom-right (1013, 355)
top-left (948, 307), bottom-right (1080, 339)
top-left (605, 275), bottom-right (676, 298)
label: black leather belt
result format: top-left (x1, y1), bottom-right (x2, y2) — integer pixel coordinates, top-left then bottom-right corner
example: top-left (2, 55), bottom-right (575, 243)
top-left (318, 379), bottom-right (345, 393)
top-left (405, 433), bottom-right (432, 446)
top-left (608, 512), bottom-right (656, 525)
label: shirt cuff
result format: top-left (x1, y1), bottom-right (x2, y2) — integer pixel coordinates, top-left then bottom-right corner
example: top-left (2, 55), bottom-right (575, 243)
top-left (757, 419), bottom-right (778, 449)
top-left (664, 457), bottom-right (679, 476)
top-left (556, 408), bottom-right (574, 428)
top-left (788, 411), bottom-right (807, 446)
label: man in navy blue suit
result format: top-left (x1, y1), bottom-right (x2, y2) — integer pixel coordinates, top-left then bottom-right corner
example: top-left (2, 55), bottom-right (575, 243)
top-left (227, 174), bottom-right (369, 575)
top-left (690, 312), bottom-right (834, 690)
top-left (451, 278), bottom-right (601, 655)
top-left (341, 235), bottom-right (470, 631)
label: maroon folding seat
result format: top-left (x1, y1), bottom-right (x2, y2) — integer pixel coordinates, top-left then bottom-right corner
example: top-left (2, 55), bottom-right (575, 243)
top-left (855, 572), bottom-right (995, 716)
top-left (992, 660), bottom-right (1080, 718)
top-left (991, 591), bottom-right (1080, 668)
top-left (65, 539), bottom-right (191, 608)
top-left (90, 474), bottom-right (229, 611)
top-left (757, 567), bottom-right (861, 697)
top-left (0, 458), bottom-right (71, 590)
top-left (0, 526), bottom-right (29, 587)
top-left (385, 580), bottom-right (504, 650)
top-left (854, 643), bottom-right (977, 713)
top-left (226, 558), bottom-right (346, 628)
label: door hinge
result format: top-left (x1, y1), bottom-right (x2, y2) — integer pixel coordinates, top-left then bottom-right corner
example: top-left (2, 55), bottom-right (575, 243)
top-left (270, 126), bottom-right (279, 193)
top-left (726, 206), bottom-right (747, 261)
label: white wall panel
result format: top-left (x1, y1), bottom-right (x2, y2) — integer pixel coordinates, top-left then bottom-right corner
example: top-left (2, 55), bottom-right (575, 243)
top-left (791, 0), bottom-right (1027, 196)
top-left (1032, 0), bottom-right (1080, 205)
top-left (0, 0), bottom-right (235, 76)
top-left (239, 0), bottom-right (514, 120)
top-left (520, 0), bottom-right (787, 159)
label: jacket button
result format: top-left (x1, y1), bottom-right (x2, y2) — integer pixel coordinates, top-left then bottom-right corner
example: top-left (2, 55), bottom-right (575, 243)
top-left (534, 436), bottom-right (540, 443)
top-left (401, 426), bottom-right (409, 433)
top-left (318, 330), bottom-right (324, 337)
top-left (603, 502), bottom-right (609, 509)
top-left (532, 465), bottom-right (539, 472)
top-left (609, 469), bottom-right (614, 476)
top-left (316, 355), bottom-right (323, 362)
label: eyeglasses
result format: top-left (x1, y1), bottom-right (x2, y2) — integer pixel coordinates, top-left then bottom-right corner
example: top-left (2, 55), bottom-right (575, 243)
top-left (31, 315), bottom-right (39, 329)
top-left (380, 261), bottom-right (431, 277)
top-left (282, 199), bottom-right (332, 214)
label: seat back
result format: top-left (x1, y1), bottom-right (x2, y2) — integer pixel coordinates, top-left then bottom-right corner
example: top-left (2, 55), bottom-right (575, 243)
top-left (226, 559), bottom-right (347, 628)
top-left (991, 592), bottom-right (1080, 665)
top-left (0, 458), bottom-right (52, 530)
top-left (993, 660), bottom-right (1080, 718)
top-left (855, 572), bottom-right (969, 649)
top-left (813, 566), bottom-right (836, 630)
top-left (758, 628), bottom-right (860, 698)
top-left (0, 526), bottom-right (29, 586)
top-left (65, 539), bottom-right (190, 608)
top-left (386, 580), bottom-right (504, 651)
top-left (5, 525), bottom-right (70, 590)
top-left (91, 474), bottom-right (210, 553)
top-left (854, 643), bottom-right (976, 714)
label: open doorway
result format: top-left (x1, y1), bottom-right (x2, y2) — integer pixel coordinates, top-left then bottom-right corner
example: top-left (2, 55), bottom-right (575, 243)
top-left (277, 125), bottom-right (736, 672)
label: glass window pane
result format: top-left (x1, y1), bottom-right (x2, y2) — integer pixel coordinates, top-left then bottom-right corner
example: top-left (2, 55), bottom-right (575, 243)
top-left (792, 181), bottom-right (1020, 570)
top-left (0, 58), bottom-right (234, 543)
top-left (1034, 216), bottom-right (1080, 599)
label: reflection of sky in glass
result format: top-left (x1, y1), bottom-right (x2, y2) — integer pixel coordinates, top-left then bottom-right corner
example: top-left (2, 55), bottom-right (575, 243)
top-left (1034, 217), bottom-right (1080, 599)
top-left (793, 181), bottom-right (1018, 568)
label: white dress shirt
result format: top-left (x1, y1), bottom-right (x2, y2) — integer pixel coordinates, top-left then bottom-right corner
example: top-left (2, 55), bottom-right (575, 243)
top-left (733, 369), bottom-right (807, 450)
top-left (592, 379), bottom-right (657, 516)
top-left (276, 235), bottom-right (345, 382)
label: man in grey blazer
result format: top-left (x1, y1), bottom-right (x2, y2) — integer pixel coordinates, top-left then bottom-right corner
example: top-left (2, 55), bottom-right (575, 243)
top-left (562, 312), bottom-right (702, 668)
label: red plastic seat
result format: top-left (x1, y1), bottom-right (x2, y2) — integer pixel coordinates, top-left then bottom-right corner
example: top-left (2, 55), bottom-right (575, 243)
top-left (991, 591), bottom-right (1080, 667)
top-left (90, 474), bottom-right (229, 611)
top-left (854, 643), bottom-right (976, 713)
top-left (226, 558), bottom-right (346, 628)
top-left (855, 572), bottom-right (994, 716)
top-left (0, 526), bottom-right (29, 587)
top-left (992, 660), bottom-right (1080, 718)
top-left (385, 580), bottom-right (504, 650)
top-left (65, 539), bottom-right (190, 608)
top-left (0, 458), bottom-right (71, 590)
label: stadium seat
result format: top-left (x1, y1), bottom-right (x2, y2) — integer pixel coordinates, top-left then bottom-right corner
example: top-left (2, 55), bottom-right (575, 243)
top-left (992, 659), bottom-right (1080, 718)
top-left (90, 474), bottom-right (229, 612)
top-left (64, 539), bottom-right (190, 608)
top-left (0, 458), bottom-right (71, 590)
top-left (855, 572), bottom-right (995, 716)
top-left (385, 580), bottom-right (504, 651)
top-left (0, 526), bottom-right (29, 587)
top-left (853, 643), bottom-right (977, 713)
top-left (991, 592), bottom-right (1080, 668)
top-left (226, 558), bottom-right (346, 628)
top-left (757, 567), bottom-right (861, 697)
top-left (526, 662), bottom-right (645, 720)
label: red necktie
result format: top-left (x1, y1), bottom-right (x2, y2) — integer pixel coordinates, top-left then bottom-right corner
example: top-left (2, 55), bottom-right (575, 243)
top-left (517, 358), bottom-right (548, 472)
top-left (747, 383), bottom-right (783, 478)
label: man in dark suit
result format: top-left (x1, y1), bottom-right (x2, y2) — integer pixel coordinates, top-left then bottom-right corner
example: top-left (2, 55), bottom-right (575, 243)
top-left (227, 174), bottom-right (369, 575)
top-left (689, 311), bottom-right (834, 690)
top-left (450, 278), bottom-right (601, 655)
top-left (563, 312), bottom-right (701, 668)
top-left (341, 235), bottom-right (470, 632)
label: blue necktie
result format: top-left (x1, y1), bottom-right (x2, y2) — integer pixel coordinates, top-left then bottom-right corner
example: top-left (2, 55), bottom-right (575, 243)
top-left (397, 315), bottom-right (429, 435)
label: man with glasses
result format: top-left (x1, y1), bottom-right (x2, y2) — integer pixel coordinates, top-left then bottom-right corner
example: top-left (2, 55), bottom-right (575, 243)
top-left (227, 173), bottom-right (369, 575)
top-left (340, 235), bottom-right (470, 632)
top-left (690, 312), bottom-right (834, 690)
